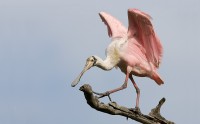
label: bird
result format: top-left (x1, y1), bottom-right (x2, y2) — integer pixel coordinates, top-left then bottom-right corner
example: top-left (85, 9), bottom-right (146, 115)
top-left (71, 8), bottom-right (163, 113)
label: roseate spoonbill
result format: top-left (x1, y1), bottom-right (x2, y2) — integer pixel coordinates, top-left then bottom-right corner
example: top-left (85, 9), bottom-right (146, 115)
top-left (71, 9), bottom-right (163, 112)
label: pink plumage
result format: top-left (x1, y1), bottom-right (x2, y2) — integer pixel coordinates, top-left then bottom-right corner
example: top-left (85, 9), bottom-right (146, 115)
top-left (127, 9), bottom-right (163, 68)
top-left (99, 12), bottom-right (127, 38)
top-left (99, 9), bottom-right (163, 85)
top-left (72, 9), bottom-right (164, 110)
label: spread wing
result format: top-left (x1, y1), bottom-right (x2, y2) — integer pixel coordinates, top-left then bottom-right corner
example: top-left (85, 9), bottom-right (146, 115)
top-left (127, 9), bottom-right (163, 67)
top-left (99, 12), bottom-right (127, 39)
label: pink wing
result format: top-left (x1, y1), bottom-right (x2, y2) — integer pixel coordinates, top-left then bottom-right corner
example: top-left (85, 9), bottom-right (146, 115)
top-left (127, 9), bottom-right (163, 67)
top-left (99, 12), bottom-right (127, 38)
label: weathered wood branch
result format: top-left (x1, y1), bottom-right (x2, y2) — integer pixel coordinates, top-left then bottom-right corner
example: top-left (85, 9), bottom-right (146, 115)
top-left (79, 84), bottom-right (175, 124)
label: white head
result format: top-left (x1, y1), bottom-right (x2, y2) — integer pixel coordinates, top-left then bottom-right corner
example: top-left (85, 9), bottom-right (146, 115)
top-left (71, 56), bottom-right (98, 87)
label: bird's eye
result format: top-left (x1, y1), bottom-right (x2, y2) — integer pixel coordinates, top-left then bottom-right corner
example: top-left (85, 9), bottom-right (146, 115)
top-left (91, 59), bottom-right (94, 62)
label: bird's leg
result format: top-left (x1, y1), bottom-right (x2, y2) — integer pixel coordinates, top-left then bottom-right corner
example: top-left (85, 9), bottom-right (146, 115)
top-left (93, 71), bottom-right (130, 101)
top-left (129, 75), bottom-right (141, 114)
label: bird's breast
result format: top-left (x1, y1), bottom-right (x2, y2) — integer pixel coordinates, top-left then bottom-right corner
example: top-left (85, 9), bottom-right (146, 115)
top-left (106, 39), bottom-right (126, 65)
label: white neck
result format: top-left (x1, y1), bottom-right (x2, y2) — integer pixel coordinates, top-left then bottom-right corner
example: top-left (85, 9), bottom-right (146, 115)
top-left (94, 56), bottom-right (116, 71)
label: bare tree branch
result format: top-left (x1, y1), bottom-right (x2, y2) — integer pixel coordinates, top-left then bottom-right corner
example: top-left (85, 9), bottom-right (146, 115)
top-left (79, 84), bottom-right (175, 124)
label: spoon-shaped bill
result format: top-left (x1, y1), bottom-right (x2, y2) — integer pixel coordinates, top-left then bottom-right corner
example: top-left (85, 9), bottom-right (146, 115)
top-left (71, 60), bottom-right (94, 87)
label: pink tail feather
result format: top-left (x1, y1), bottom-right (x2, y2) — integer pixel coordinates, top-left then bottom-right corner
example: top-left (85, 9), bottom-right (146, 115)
top-left (151, 72), bottom-right (164, 85)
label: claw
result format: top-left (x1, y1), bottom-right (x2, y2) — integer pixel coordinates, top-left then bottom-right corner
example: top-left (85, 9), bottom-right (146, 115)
top-left (129, 107), bottom-right (142, 115)
top-left (93, 91), bottom-right (112, 101)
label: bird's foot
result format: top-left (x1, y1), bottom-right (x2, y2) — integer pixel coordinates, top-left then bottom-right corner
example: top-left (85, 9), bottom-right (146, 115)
top-left (93, 91), bottom-right (112, 102)
top-left (129, 107), bottom-right (142, 115)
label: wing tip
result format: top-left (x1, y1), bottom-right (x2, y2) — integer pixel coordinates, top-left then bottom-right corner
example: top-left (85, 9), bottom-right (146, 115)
top-left (99, 11), bottom-right (104, 15)
top-left (128, 8), bottom-right (152, 20)
top-left (99, 12), bottom-right (104, 19)
top-left (98, 11), bottom-right (113, 38)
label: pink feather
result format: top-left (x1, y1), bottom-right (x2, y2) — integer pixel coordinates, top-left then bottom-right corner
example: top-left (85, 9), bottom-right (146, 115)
top-left (127, 9), bottom-right (163, 67)
top-left (99, 12), bottom-right (127, 38)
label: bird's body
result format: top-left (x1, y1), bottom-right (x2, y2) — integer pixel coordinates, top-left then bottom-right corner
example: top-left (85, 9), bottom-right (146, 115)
top-left (96, 36), bottom-right (163, 85)
top-left (72, 8), bottom-right (164, 110)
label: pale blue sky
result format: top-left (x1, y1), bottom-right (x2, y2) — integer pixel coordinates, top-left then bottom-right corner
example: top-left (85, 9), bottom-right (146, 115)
top-left (0, 0), bottom-right (200, 124)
